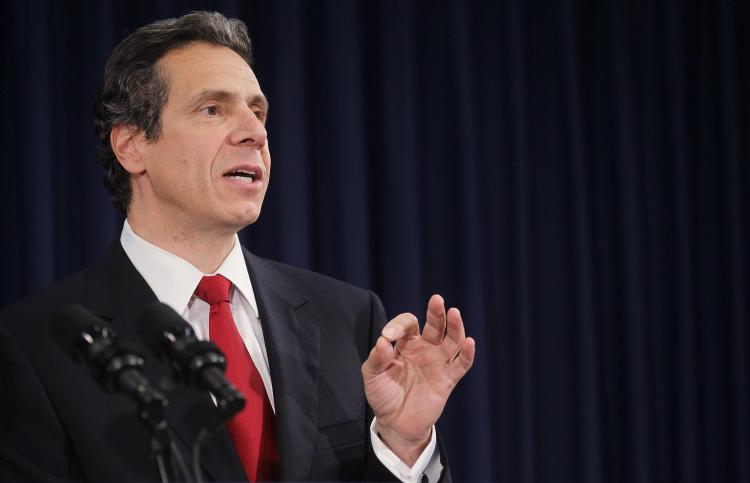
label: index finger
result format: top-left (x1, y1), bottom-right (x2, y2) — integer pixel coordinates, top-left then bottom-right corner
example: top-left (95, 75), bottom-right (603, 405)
top-left (381, 313), bottom-right (420, 342)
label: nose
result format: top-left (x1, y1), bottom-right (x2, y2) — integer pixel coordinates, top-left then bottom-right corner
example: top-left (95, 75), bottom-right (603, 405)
top-left (230, 106), bottom-right (267, 148)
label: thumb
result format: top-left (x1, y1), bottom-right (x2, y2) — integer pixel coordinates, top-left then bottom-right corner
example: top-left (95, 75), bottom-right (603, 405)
top-left (361, 336), bottom-right (395, 378)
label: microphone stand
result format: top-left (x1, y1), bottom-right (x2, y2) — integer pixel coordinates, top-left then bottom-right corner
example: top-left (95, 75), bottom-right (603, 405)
top-left (108, 355), bottom-right (196, 483)
top-left (189, 361), bottom-right (246, 483)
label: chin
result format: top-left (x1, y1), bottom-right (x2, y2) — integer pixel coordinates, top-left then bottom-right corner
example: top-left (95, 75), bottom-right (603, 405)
top-left (230, 208), bottom-right (262, 228)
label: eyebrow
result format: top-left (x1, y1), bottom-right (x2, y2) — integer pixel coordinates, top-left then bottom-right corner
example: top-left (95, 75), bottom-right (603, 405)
top-left (186, 89), bottom-right (270, 112)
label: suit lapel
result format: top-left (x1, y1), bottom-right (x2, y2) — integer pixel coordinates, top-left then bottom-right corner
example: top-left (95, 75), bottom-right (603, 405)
top-left (244, 250), bottom-right (320, 481)
top-left (83, 241), bottom-right (246, 483)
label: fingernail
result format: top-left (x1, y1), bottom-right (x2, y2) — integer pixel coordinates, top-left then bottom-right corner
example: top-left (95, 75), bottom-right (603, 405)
top-left (382, 327), bottom-right (396, 339)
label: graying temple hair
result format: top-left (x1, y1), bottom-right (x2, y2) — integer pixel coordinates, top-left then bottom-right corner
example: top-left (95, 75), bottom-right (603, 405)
top-left (92, 11), bottom-right (253, 214)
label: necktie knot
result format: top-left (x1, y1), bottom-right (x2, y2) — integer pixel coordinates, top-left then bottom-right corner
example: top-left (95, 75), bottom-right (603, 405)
top-left (195, 275), bottom-right (232, 306)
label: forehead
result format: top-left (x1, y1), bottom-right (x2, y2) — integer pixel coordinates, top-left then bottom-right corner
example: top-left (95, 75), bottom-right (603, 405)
top-left (157, 41), bottom-right (262, 102)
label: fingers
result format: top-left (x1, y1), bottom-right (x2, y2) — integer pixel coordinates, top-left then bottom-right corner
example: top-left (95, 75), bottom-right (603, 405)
top-left (446, 307), bottom-right (465, 342)
top-left (362, 336), bottom-right (395, 377)
top-left (421, 294), bottom-right (447, 345)
top-left (441, 307), bottom-right (466, 358)
top-left (380, 313), bottom-right (419, 342)
top-left (375, 297), bottom-right (468, 366)
top-left (363, 313), bottom-right (418, 378)
top-left (448, 337), bottom-right (476, 381)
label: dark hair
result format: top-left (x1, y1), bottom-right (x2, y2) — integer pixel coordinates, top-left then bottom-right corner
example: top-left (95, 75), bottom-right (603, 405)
top-left (93, 11), bottom-right (253, 214)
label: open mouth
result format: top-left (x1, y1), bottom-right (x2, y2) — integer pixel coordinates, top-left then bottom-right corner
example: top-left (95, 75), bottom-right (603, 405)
top-left (223, 166), bottom-right (261, 184)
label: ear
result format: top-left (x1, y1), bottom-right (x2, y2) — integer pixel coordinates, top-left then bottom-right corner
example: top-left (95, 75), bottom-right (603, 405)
top-left (110, 124), bottom-right (146, 175)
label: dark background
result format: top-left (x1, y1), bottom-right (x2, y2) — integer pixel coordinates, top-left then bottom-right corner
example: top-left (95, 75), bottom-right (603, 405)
top-left (2, 1), bottom-right (748, 481)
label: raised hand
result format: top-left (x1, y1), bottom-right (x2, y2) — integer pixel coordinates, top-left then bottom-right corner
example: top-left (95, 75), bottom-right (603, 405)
top-left (361, 294), bottom-right (475, 465)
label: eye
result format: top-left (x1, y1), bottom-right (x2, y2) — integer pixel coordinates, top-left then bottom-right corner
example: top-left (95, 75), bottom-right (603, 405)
top-left (252, 109), bottom-right (266, 122)
top-left (200, 105), bottom-right (220, 116)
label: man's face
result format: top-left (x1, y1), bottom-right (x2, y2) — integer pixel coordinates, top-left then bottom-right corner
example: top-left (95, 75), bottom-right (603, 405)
top-left (134, 41), bottom-right (271, 235)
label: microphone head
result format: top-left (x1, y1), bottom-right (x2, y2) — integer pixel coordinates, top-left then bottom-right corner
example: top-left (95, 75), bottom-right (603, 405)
top-left (49, 304), bottom-right (145, 392)
top-left (136, 301), bottom-right (197, 359)
top-left (49, 307), bottom-right (169, 423)
top-left (136, 302), bottom-right (228, 386)
top-left (50, 304), bottom-right (117, 362)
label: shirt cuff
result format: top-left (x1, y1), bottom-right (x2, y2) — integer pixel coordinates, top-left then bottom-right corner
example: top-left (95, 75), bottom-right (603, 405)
top-left (369, 417), bottom-right (443, 483)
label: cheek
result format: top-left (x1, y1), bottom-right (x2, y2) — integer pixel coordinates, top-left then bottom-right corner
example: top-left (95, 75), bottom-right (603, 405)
top-left (262, 147), bottom-right (272, 175)
top-left (175, 141), bottom-right (215, 178)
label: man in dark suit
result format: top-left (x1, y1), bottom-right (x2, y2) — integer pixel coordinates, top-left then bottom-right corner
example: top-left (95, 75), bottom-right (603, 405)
top-left (0, 11), bottom-right (474, 482)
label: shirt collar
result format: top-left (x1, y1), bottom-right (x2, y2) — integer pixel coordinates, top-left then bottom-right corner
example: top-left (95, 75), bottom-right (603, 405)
top-left (120, 220), bottom-right (259, 318)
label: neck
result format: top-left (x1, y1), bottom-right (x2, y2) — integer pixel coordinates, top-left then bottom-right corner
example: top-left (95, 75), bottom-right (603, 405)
top-left (126, 212), bottom-right (237, 274)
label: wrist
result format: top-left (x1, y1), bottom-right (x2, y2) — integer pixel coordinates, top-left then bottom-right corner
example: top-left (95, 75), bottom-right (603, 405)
top-left (376, 423), bottom-right (431, 467)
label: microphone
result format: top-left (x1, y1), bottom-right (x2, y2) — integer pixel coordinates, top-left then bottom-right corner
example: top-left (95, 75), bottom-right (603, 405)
top-left (137, 302), bottom-right (247, 483)
top-left (50, 304), bottom-right (168, 416)
top-left (50, 304), bottom-right (196, 483)
top-left (136, 302), bottom-right (245, 421)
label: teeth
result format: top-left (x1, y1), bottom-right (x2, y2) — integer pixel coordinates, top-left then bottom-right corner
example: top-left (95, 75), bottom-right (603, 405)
top-left (226, 170), bottom-right (256, 182)
top-left (229, 175), bottom-right (254, 183)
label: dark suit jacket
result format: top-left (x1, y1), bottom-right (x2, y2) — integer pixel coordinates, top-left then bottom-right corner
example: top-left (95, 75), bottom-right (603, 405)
top-left (0, 241), bottom-right (450, 482)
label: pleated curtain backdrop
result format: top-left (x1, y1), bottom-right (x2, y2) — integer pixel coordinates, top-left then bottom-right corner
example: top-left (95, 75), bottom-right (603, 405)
top-left (2, 1), bottom-right (748, 482)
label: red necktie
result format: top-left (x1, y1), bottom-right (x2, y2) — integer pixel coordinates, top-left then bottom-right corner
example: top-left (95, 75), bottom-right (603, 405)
top-left (195, 275), bottom-right (279, 482)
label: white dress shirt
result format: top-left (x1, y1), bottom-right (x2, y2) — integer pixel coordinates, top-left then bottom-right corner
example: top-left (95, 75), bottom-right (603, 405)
top-left (120, 220), bottom-right (441, 482)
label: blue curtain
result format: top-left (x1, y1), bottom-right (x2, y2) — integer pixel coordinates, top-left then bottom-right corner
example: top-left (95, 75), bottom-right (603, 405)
top-left (2, 1), bottom-right (748, 481)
